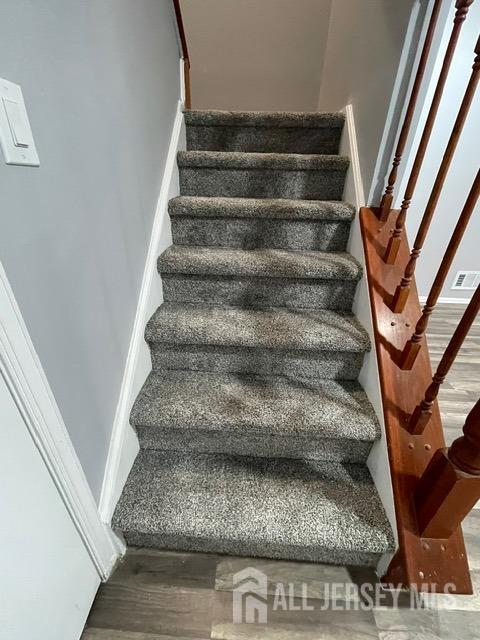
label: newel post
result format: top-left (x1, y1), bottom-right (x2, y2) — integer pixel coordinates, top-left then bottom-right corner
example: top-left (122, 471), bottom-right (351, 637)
top-left (414, 399), bottom-right (480, 539)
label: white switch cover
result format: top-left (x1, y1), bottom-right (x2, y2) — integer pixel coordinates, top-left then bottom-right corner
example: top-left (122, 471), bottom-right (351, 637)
top-left (0, 78), bottom-right (39, 166)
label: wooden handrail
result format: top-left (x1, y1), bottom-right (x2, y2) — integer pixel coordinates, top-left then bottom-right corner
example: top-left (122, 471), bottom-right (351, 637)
top-left (391, 35), bottom-right (480, 313)
top-left (415, 398), bottom-right (480, 538)
top-left (173, 0), bottom-right (189, 61)
top-left (379, 0), bottom-right (442, 221)
top-left (383, 0), bottom-right (474, 265)
top-left (173, 0), bottom-right (191, 109)
top-left (400, 170), bottom-right (480, 370)
top-left (408, 285), bottom-right (480, 435)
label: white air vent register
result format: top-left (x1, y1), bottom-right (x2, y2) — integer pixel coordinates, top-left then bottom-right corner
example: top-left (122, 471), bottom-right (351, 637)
top-left (452, 271), bottom-right (480, 290)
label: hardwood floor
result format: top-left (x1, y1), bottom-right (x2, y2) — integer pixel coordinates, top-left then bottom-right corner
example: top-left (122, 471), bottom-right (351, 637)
top-left (82, 303), bottom-right (480, 640)
top-left (426, 303), bottom-right (480, 446)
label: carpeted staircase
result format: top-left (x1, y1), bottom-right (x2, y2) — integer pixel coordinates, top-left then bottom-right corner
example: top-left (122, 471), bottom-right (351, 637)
top-left (113, 109), bottom-right (394, 567)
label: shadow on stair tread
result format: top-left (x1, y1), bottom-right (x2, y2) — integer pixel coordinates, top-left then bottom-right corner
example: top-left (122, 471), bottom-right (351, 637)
top-left (178, 151), bottom-right (349, 200)
top-left (112, 448), bottom-right (395, 567)
top-left (185, 109), bottom-right (345, 154)
top-left (129, 369), bottom-right (380, 463)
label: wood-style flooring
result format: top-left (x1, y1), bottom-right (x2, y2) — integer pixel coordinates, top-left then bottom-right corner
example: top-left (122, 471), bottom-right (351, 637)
top-left (82, 303), bottom-right (480, 640)
top-left (427, 303), bottom-right (480, 446)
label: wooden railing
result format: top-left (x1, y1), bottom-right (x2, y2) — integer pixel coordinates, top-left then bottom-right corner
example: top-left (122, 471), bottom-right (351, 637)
top-left (360, 0), bottom-right (479, 594)
top-left (173, 0), bottom-right (191, 109)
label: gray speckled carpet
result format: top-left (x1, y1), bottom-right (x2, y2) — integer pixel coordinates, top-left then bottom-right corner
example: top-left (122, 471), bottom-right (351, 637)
top-left (113, 109), bottom-right (394, 566)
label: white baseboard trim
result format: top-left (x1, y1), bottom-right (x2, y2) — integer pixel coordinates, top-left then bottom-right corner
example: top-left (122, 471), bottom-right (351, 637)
top-left (419, 296), bottom-right (471, 305)
top-left (99, 100), bottom-right (186, 524)
top-left (0, 261), bottom-right (119, 581)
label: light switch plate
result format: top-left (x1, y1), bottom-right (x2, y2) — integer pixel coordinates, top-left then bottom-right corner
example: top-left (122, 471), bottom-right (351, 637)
top-left (0, 78), bottom-right (39, 166)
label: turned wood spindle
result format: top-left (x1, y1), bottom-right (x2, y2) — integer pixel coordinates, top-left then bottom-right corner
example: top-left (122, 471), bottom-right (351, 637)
top-left (384, 0), bottom-right (475, 265)
top-left (415, 399), bottom-right (480, 539)
top-left (391, 34), bottom-right (480, 313)
top-left (400, 170), bottom-right (480, 370)
top-left (408, 284), bottom-right (480, 435)
top-left (379, 0), bottom-right (442, 222)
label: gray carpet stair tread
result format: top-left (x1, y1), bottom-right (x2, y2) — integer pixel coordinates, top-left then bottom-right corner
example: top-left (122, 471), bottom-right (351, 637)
top-left (145, 304), bottom-right (370, 352)
top-left (159, 246), bottom-right (362, 281)
top-left (178, 150), bottom-right (349, 171)
top-left (169, 196), bottom-right (355, 220)
top-left (184, 109), bottom-right (345, 129)
top-left (131, 370), bottom-right (380, 442)
top-left (113, 106), bottom-right (394, 567)
top-left (113, 449), bottom-right (394, 563)
top-left (185, 111), bottom-right (343, 155)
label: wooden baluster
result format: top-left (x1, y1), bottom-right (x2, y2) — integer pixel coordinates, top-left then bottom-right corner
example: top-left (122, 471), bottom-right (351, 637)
top-left (384, 0), bottom-right (475, 265)
top-left (379, 0), bottom-right (442, 222)
top-left (408, 285), bottom-right (480, 435)
top-left (391, 35), bottom-right (480, 312)
top-left (400, 170), bottom-right (480, 370)
top-left (414, 399), bottom-right (480, 538)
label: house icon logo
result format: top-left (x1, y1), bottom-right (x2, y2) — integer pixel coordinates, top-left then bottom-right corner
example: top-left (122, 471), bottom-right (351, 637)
top-left (232, 567), bottom-right (268, 624)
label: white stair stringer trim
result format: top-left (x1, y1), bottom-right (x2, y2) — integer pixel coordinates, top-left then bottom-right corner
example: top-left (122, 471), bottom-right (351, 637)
top-left (342, 104), bottom-right (399, 563)
top-left (341, 104), bottom-right (365, 211)
top-left (98, 100), bottom-right (186, 524)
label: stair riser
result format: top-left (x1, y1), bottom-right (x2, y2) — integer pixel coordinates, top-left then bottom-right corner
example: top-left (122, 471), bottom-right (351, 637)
top-left (136, 426), bottom-right (372, 463)
top-left (162, 275), bottom-right (357, 311)
top-left (186, 125), bottom-right (341, 154)
top-left (121, 530), bottom-right (382, 567)
top-left (171, 217), bottom-right (350, 251)
top-left (179, 167), bottom-right (347, 200)
top-left (149, 344), bottom-right (365, 380)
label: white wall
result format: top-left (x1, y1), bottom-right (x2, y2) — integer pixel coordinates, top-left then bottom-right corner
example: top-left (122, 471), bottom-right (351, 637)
top-left (0, 0), bottom-right (180, 501)
top-left (0, 371), bottom-right (100, 640)
top-left (399, 1), bottom-right (480, 301)
top-left (318, 0), bottom-right (420, 201)
top-left (180, 0), bottom-right (332, 111)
